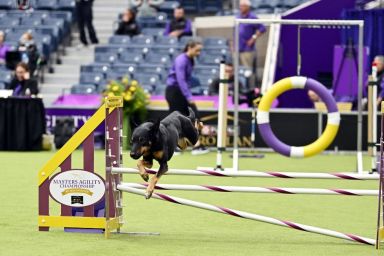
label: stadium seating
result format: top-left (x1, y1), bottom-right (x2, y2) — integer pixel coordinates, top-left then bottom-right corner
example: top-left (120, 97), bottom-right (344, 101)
top-left (70, 84), bottom-right (97, 94)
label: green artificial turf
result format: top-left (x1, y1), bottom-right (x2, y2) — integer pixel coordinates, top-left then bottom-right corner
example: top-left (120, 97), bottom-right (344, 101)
top-left (0, 150), bottom-right (381, 256)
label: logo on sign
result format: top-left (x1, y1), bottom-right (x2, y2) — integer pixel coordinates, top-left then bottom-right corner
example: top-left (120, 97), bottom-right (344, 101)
top-left (49, 170), bottom-right (105, 207)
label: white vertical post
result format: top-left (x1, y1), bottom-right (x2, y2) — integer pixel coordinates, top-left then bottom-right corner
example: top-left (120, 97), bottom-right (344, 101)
top-left (357, 23), bottom-right (364, 174)
top-left (233, 20), bottom-right (240, 172)
top-left (216, 61), bottom-right (228, 171)
top-left (371, 63), bottom-right (378, 173)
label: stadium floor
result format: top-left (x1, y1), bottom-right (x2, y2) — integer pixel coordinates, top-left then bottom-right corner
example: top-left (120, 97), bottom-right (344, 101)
top-left (0, 150), bottom-right (380, 256)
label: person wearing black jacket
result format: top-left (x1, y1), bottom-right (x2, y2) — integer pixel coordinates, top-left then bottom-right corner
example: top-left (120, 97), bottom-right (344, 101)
top-left (76, 0), bottom-right (99, 46)
top-left (115, 9), bottom-right (141, 36)
top-left (8, 62), bottom-right (38, 96)
top-left (163, 7), bottom-right (192, 38)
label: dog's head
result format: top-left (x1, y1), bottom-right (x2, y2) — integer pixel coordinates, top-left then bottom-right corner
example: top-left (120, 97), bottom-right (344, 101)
top-left (129, 120), bottom-right (160, 159)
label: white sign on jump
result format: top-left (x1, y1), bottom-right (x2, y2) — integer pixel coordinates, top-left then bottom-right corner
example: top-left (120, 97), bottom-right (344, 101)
top-left (49, 170), bottom-right (105, 207)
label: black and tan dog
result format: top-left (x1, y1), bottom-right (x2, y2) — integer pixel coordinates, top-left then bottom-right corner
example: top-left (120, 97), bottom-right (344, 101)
top-left (129, 108), bottom-right (201, 199)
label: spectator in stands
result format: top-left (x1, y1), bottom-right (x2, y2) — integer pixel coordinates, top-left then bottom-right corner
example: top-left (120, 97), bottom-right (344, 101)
top-left (8, 62), bottom-right (38, 96)
top-left (163, 7), bottom-right (192, 38)
top-left (236, 0), bottom-right (266, 86)
top-left (209, 62), bottom-right (262, 107)
top-left (132, 0), bottom-right (163, 17)
top-left (0, 31), bottom-right (10, 64)
top-left (372, 55), bottom-right (384, 107)
top-left (115, 8), bottom-right (141, 37)
top-left (165, 39), bottom-right (209, 155)
top-left (76, 0), bottom-right (99, 47)
top-left (18, 32), bottom-right (41, 77)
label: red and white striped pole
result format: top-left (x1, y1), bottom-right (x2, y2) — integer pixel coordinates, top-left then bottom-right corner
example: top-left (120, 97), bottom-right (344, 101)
top-left (118, 185), bottom-right (375, 246)
top-left (111, 167), bottom-right (379, 180)
top-left (119, 183), bottom-right (378, 196)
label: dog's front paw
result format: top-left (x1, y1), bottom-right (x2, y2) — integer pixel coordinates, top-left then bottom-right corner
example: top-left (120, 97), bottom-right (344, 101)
top-left (140, 173), bottom-right (149, 182)
top-left (145, 190), bottom-right (153, 199)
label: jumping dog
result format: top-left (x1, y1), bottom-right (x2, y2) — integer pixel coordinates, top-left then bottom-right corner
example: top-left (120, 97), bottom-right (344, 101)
top-left (129, 108), bottom-right (201, 199)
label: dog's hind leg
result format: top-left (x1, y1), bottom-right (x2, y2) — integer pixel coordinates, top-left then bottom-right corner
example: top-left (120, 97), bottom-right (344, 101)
top-left (180, 116), bottom-right (199, 146)
top-left (145, 162), bottom-right (168, 199)
top-left (177, 138), bottom-right (188, 150)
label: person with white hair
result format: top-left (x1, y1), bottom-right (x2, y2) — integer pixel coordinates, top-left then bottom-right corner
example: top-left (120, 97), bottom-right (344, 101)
top-left (236, 0), bottom-right (266, 87)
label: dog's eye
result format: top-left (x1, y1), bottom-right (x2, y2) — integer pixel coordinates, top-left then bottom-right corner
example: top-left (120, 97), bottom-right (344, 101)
top-left (139, 137), bottom-right (145, 143)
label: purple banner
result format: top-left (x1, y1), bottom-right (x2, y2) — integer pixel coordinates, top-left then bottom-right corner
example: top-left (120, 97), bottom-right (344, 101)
top-left (45, 107), bottom-right (104, 133)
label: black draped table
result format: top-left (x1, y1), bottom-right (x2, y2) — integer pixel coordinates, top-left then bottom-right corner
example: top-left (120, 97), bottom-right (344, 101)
top-left (0, 97), bottom-right (46, 151)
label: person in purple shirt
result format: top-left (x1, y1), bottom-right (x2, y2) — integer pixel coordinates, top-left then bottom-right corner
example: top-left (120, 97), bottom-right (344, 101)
top-left (165, 40), bottom-right (209, 155)
top-left (237, 0), bottom-right (266, 83)
top-left (0, 31), bottom-right (10, 64)
top-left (163, 7), bottom-right (192, 38)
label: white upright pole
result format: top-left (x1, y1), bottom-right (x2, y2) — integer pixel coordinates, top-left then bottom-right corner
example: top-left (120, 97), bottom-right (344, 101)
top-left (216, 61), bottom-right (229, 171)
top-left (370, 63), bottom-right (378, 173)
top-left (232, 20), bottom-right (240, 172)
top-left (357, 22), bottom-right (364, 174)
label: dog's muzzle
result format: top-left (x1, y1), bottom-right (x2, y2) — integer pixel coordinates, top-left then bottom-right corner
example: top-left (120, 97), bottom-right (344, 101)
top-left (130, 151), bottom-right (141, 160)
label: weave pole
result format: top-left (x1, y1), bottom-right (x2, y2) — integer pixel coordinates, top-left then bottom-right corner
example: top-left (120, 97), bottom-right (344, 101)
top-left (111, 167), bottom-right (379, 180)
top-left (119, 183), bottom-right (378, 196)
top-left (118, 186), bottom-right (375, 246)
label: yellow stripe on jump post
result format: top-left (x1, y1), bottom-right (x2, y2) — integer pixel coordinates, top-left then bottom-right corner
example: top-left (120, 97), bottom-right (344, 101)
top-left (38, 215), bottom-right (122, 229)
top-left (37, 104), bottom-right (114, 186)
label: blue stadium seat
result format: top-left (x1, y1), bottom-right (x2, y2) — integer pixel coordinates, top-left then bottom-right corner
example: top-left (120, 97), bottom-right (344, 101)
top-left (57, 0), bottom-right (75, 11)
top-left (4, 10), bottom-right (27, 18)
top-left (136, 63), bottom-right (167, 79)
top-left (125, 44), bottom-right (151, 54)
top-left (36, 0), bottom-right (58, 10)
top-left (80, 63), bottom-right (110, 74)
top-left (0, 17), bottom-right (20, 27)
top-left (79, 72), bottom-right (104, 85)
top-left (42, 17), bottom-right (67, 37)
top-left (137, 12), bottom-right (167, 28)
top-left (203, 37), bottom-right (228, 47)
top-left (0, 81), bottom-right (5, 89)
top-left (133, 73), bottom-right (160, 88)
top-left (20, 17), bottom-right (42, 26)
top-left (108, 35), bottom-right (131, 45)
top-left (111, 63), bottom-right (136, 75)
top-left (131, 35), bottom-right (154, 45)
top-left (150, 45), bottom-right (180, 58)
top-left (155, 35), bottom-right (178, 46)
top-left (157, 1), bottom-right (179, 16)
top-left (202, 47), bottom-right (229, 57)
top-left (179, 0), bottom-right (198, 12)
top-left (117, 51), bottom-right (143, 64)
top-left (198, 0), bottom-right (222, 13)
top-left (48, 11), bottom-right (73, 25)
top-left (194, 65), bottom-right (219, 76)
top-left (0, 0), bottom-right (14, 10)
top-left (71, 84), bottom-right (97, 94)
top-left (145, 52), bottom-right (171, 66)
top-left (4, 30), bottom-right (25, 42)
top-left (0, 69), bottom-right (12, 85)
top-left (179, 36), bottom-right (202, 46)
top-left (141, 27), bottom-right (164, 38)
top-left (95, 46), bottom-right (121, 54)
top-left (94, 52), bottom-right (118, 64)
top-left (105, 70), bottom-right (130, 81)
top-left (198, 55), bottom-right (222, 65)
top-left (29, 10), bottom-right (50, 19)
